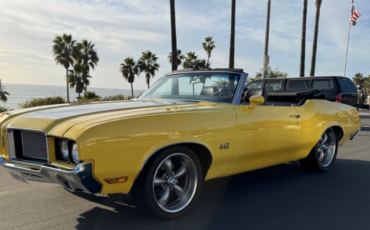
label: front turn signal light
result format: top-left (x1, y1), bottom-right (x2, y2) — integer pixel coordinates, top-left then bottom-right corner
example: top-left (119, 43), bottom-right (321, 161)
top-left (104, 176), bottom-right (128, 184)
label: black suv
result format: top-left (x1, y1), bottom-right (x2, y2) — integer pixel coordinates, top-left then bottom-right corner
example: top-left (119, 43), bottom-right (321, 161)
top-left (246, 76), bottom-right (359, 107)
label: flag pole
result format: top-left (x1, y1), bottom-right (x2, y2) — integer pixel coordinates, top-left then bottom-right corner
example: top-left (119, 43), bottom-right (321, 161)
top-left (344, 0), bottom-right (354, 77)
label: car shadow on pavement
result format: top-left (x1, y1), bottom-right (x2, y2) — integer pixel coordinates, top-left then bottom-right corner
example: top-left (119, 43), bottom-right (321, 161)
top-left (74, 159), bottom-right (370, 230)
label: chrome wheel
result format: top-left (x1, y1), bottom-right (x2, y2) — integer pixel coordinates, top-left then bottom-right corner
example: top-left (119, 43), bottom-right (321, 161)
top-left (152, 153), bottom-right (198, 213)
top-left (318, 129), bottom-right (336, 167)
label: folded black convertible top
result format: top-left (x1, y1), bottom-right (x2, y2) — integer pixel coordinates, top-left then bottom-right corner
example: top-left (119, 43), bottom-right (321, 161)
top-left (267, 89), bottom-right (325, 104)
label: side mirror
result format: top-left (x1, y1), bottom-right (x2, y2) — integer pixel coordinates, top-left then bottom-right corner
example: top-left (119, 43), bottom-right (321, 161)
top-left (248, 95), bottom-right (265, 109)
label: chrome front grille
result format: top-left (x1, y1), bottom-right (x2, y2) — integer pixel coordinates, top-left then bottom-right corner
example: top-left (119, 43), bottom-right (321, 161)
top-left (7, 129), bottom-right (48, 163)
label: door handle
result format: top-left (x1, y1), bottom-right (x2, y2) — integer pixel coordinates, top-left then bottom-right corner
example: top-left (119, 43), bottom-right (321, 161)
top-left (290, 115), bottom-right (301, 119)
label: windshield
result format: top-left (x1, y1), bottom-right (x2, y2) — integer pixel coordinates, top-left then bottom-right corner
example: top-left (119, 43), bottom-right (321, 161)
top-left (139, 73), bottom-right (241, 103)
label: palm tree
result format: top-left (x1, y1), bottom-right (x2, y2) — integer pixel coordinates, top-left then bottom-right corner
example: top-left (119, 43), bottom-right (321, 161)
top-left (169, 0), bottom-right (178, 71)
top-left (168, 49), bottom-right (185, 69)
top-left (52, 33), bottom-right (77, 102)
top-left (120, 57), bottom-right (139, 97)
top-left (310, 0), bottom-right (323, 76)
top-left (364, 76), bottom-right (370, 101)
top-left (229, 0), bottom-right (236, 69)
top-left (0, 80), bottom-right (10, 104)
top-left (268, 67), bottom-right (288, 78)
top-left (353, 73), bottom-right (370, 103)
top-left (254, 67), bottom-right (288, 80)
top-left (183, 52), bottom-right (200, 70)
top-left (198, 59), bottom-right (211, 70)
top-left (202, 36), bottom-right (216, 66)
top-left (213, 79), bottom-right (229, 92)
top-left (353, 73), bottom-right (364, 88)
top-left (68, 63), bottom-right (86, 99)
top-left (75, 40), bottom-right (99, 96)
top-left (300, 0), bottom-right (308, 77)
top-left (137, 51), bottom-right (160, 89)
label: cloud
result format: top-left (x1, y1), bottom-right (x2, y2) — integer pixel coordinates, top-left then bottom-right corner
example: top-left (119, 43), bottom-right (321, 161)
top-left (0, 0), bottom-right (369, 91)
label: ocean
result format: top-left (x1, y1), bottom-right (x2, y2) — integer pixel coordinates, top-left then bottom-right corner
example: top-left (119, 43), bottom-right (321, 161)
top-left (2, 84), bottom-right (146, 110)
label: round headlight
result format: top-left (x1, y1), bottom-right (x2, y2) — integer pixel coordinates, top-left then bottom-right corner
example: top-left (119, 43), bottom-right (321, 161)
top-left (60, 140), bottom-right (69, 160)
top-left (71, 143), bottom-right (79, 163)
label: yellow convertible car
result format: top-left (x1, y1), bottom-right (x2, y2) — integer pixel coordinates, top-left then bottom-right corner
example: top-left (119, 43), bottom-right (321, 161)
top-left (0, 69), bottom-right (361, 220)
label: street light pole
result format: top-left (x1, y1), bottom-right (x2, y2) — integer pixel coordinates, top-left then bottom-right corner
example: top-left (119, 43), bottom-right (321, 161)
top-left (262, 0), bottom-right (271, 79)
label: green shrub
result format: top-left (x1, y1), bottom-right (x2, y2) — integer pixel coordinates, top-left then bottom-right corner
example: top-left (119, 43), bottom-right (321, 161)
top-left (19, 96), bottom-right (66, 109)
top-left (100, 94), bottom-right (132, 101)
top-left (0, 106), bottom-right (12, 112)
top-left (17, 93), bottom-right (134, 109)
top-left (71, 98), bottom-right (100, 104)
top-left (84, 91), bottom-right (100, 100)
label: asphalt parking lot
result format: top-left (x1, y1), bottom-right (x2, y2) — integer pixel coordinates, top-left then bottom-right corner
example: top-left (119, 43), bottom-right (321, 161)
top-left (1, 111), bottom-right (369, 230)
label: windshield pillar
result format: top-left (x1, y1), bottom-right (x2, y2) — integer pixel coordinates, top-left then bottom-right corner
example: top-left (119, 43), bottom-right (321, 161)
top-left (171, 78), bottom-right (179, 95)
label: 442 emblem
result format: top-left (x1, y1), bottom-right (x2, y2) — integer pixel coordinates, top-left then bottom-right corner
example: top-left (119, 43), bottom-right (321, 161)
top-left (219, 143), bottom-right (230, 150)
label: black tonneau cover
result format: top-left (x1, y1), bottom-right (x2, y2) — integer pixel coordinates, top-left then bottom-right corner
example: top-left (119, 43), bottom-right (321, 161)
top-left (268, 90), bottom-right (325, 104)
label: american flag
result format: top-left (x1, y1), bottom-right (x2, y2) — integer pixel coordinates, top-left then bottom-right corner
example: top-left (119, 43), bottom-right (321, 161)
top-left (350, 6), bottom-right (361, 26)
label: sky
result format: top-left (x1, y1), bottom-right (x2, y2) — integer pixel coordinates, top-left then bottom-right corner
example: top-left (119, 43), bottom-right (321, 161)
top-left (0, 0), bottom-right (369, 90)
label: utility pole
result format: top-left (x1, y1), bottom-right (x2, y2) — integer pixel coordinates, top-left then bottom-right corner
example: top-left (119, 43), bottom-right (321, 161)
top-left (262, 0), bottom-right (271, 79)
top-left (300, 0), bottom-right (308, 77)
top-left (310, 0), bottom-right (322, 76)
top-left (229, 0), bottom-right (236, 69)
top-left (170, 0), bottom-right (178, 71)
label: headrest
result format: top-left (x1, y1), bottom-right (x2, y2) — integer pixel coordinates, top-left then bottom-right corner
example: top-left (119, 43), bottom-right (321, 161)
top-left (200, 86), bottom-right (218, 96)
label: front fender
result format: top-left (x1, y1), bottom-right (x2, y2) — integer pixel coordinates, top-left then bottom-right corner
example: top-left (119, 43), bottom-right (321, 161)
top-left (63, 109), bottom-right (235, 194)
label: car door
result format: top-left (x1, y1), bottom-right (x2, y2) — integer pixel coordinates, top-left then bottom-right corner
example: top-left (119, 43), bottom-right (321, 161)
top-left (229, 105), bottom-right (302, 172)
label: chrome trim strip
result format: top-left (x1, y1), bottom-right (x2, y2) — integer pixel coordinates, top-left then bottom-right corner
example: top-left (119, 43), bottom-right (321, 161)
top-left (0, 157), bottom-right (101, 193)
top-left (350, 127), bottom-right (361, 140)
top-left (6, 128), bottom-right (49, 165)
top-left (164, 70), bottom-right (247, 76)
top-left (7, 130), bottom-right (16, 160)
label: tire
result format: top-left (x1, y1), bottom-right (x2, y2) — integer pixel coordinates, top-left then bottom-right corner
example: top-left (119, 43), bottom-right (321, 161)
top-left (299, 128), bottom-right (338, 173)
top-left (131, 146), bottom-right (203, 220)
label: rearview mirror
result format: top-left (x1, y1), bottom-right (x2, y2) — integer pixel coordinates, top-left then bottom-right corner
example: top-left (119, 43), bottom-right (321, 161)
top-left (190, 78), bottom-right (202, 84)
top-left (248, 95), bottom-right (265, 109)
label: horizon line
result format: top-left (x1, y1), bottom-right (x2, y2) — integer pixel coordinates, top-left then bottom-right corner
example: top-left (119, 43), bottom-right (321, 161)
top-left (3, 82), bottom-right (147, 91)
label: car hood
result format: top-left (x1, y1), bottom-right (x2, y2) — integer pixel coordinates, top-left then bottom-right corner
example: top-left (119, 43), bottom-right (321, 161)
top-left (3, 100), bottom-right (218, 136)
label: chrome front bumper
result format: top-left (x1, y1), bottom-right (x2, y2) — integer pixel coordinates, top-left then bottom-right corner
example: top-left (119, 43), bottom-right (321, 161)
top-left (0, 157), bottom-right (102, 194)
